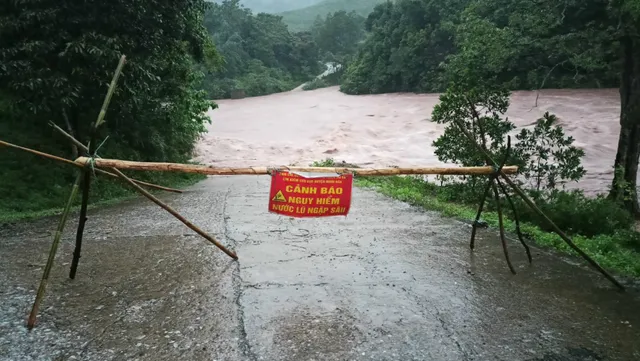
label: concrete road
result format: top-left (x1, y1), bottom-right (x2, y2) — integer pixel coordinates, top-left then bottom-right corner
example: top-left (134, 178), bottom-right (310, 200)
top-left (1, 176), bottom-right (639, 361)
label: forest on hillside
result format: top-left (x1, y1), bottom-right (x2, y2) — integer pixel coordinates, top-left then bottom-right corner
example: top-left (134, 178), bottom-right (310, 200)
top-left (340, 0), bottom-right (620, 94)
top-left (198, 0), bottom-right (365, 98)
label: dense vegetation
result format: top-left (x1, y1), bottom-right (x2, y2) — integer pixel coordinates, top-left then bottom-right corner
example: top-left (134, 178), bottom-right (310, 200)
top-left (299, 10), bottom-right (367, 91)
top-left (341, 0), bottom-right (619, 95)
top-left (199, 1), bottom-right (368, 98)
top-left (0, 0), bottom-right (215, 220)
top-left (332, 0), bottom-right (640, 275)
top-left (198, 0), bottom-right (323, 98)
top-left (0, 0), bottom-right (369, 220)
top-left (342, 0), bottom-right (640, 214)
top-left (279, 0), bottom-right (384, 32)
top-left (312, 10), bottom-right (366, 63)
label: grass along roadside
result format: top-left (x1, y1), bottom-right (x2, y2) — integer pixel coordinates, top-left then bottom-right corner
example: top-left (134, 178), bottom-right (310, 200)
top-left (0, 171), bottom-right (205, 224)
top-left (355, 176), bottom-right (640, 278)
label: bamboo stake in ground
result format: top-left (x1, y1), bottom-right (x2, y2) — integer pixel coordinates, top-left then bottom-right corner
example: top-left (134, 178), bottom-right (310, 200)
top-left (496, 178), bottom-right (532, 263)
top-left (70, 55), bottom-right (126, 280)
top-left (0, 140), bottom-right (182, 193)
top-left (27, 173), bottom-right (83, 330)
top-left (491, 180), bottom-right (516, 274)
top-left (108, 167), bottom-right (238, 260)
top-left (451, 118), bottom-right (625, 291)
top-left (69, 170), bottom-right (90, 279)
top-left (468, 136), bottom-right (524, 272)
top-left (74, 157), bottom-right (519, 176)
top-left (470, 180), bottom-right (492, 250)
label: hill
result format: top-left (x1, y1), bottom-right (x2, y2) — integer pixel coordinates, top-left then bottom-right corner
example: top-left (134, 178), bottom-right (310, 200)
top-left (210, 0), bottom-right (323, 14)
top-left (279, 0), bottom-right (386, 32)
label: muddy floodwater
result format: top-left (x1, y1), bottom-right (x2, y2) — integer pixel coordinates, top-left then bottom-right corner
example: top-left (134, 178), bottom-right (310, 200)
top-left (197, 87), bottom-right (624, 196)
top-left (2, 87), bottom-right (640, 361)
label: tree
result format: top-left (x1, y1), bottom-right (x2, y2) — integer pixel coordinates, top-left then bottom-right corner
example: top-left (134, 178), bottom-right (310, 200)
top-left (0, 0), bottom-right (216, 161)
top-left (609, 0), bottom-right (640, 215)
top-left (311, 10), bottom-right (366, 63)
top-left (350, 0), bottom-right (636, 212)
top-left (453, 0), bottom-right (639, 214)
top-left (340, 0), bottom-right (465, 95)
top-left (200, 0), bottom-right (322, 98)
top-left (0, 0), bottom-right (217, 213)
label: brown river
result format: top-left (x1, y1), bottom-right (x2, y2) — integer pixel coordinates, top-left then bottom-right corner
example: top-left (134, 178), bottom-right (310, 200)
top-left (196, 86), bottom-right (623, 196)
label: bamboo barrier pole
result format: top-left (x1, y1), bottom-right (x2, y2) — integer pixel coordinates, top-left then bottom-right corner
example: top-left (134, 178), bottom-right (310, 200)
top-left (74, 157), bottom-right (519, 176)
top-left (70, 55), bottom-right (126, 280)
top-left (27, 173), bottom-right (83, 330)
top-left (0, 140), bottom-right (182, 193)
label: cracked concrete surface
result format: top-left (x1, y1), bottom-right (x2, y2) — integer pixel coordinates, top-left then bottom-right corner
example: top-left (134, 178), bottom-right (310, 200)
top-left (1, 176), bottom-right (640, 361)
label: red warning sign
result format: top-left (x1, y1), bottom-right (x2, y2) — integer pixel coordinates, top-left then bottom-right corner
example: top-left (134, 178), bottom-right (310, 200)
top-left (268, 171), bottom-right (353, 218)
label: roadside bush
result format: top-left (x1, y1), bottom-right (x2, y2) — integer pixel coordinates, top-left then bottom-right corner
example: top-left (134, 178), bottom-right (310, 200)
top-left (430, 82), bottom-right (632, 240)
top-left (513, 112), bottom-right (586, 191)
top-left (512, 190), bottom-right (634, 238)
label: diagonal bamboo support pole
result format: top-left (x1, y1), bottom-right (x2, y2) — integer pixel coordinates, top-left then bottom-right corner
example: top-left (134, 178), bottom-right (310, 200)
top-left (451, 118), bottom-right (625, 291)
top-left (491, 179), bottom-right (516, 274)
top-left (46, 55), bottom-right (236, 263)
top-left (70, 55), bottom-right (126, 280)
top-left (27, 173), bottom-right (83, 330)
top-left (470, 180), bottom-right (492, 250)
top-left (470, 136), bottom-right (512, 251)
top-left (0, 140), bottom-right (182, 193)
top-left (496, 178), bottom-right (532, 263)
top-left (108, 166), bottom-right (238, 259)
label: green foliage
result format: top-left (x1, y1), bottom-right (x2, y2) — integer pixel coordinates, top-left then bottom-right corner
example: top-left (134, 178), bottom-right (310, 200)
top-left (280, 0), bottom-right (385, 32)
top-left (514, 190), bottom-right (634, 238)
top-left (200, 0), bottom-right (322, 99)
top-left (431, 81), bottom-right (587, 193)
top-left (514, 112), bottom-right (586, 191)
top-left (341, 0), bottom-right (461, 95)
top-left (609, 165), bottom-right (638, 204)
top-left (431, 83), bottom-right (514, 167)
top-left (451, 0), bottom-right (618, 89)
top-left (428, 79), bottom-right (632, 248)
top-left (357, 175), bottom-right (640, 277)
top-left (310, 158), bottom-right (359, 168)
top-left (0, 0), bottom-right (213, 217)
top-left (341, 0), bottom-right (620, 95)
top-left (311, 11), bottom-right (366, 64)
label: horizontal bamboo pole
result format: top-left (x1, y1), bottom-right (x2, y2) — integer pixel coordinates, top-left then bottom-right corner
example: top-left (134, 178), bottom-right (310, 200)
top-left (75, 157), bottom-right (518, 176)
top-left (0, 140), bottom-right (182, 193)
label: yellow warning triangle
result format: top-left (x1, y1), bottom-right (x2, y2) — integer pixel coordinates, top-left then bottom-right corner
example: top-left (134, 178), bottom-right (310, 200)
top-left (272, 190), bottom-right (286, 202)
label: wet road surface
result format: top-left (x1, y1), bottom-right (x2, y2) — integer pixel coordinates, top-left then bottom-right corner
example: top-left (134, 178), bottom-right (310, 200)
top-left (2, 176), bottom-right (639, 360)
